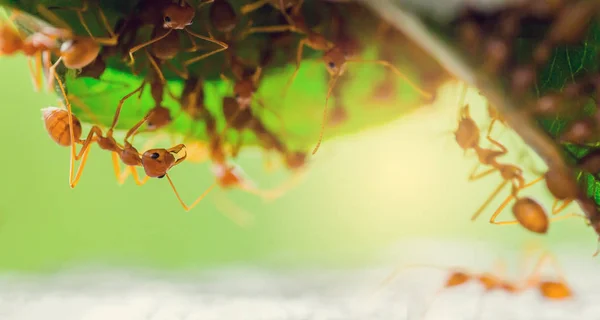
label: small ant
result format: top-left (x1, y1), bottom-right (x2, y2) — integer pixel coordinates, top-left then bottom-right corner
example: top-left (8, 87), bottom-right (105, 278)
top-left (127, 0), bottom-right (229, 70)
top-left (379, 251), bottom-right (573, 319)
top-left (41, 104), bottom-right (150, 188)
top-left (2, 2), bottom-right (117, 92)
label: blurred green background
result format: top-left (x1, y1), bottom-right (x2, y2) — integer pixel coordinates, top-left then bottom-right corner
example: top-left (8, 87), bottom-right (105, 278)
top-left (0, 54), bottom-right (595, 273)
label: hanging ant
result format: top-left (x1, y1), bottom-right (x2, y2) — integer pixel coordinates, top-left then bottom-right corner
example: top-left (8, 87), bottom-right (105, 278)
top-left (468, 129), bottom-right (583, 234)
top-left (3, 2), bottom-right (118, 92)
top-left (127, 0), bottom-right (229, 70)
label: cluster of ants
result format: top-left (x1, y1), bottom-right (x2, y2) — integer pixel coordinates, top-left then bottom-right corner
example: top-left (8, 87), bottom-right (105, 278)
top-left (0, 0), bottom-right (434, 211)
top-left (450, 1), bottom-right (600, 245)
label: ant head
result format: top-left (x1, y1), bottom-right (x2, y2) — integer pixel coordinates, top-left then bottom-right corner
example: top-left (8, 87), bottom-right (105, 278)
top-left (323, 47), bottom-right (347, 76)
top-left (141, 148), bottom-right (176, 178)
top-left (285, 152), bottom-right (307, 170)
top-left (120, 142), bottom-right (142, 166)
top-left (233, 80), bottom-right (254, 109)
top-left (60, 37), bottom-right (101, 69)
top-left (445, 271), bottom-right (470, 287)
top-left (42, 107), bottom-right (82, 147)
top-left (539, 281), bottom-right (572, 300)
top-left (163, 2), bottom-right (195, 29)
top-left (147, 106), bottom-right (172, 131)
top-left (512, 198), bottom-right (549, 234)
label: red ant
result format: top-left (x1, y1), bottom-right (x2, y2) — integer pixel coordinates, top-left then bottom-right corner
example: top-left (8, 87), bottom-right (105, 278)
top-left (2, 2), bottom-right (118, 92)
top-left (379, 251), bottom-right (573, 319)
top-left (240, 1), bottom-right (433, 154)
top-left (127, 0), bottom-right (228, 70)
top-left (465, 123), bottom-right (583, 233)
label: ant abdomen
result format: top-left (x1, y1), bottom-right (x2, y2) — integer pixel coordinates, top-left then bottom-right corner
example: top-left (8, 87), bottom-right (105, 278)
top-left (141, 148), bottom-right (176, 178)
top-left (60, 37), bottom-right (102, 69)
top-left (512, 197), bottom-right (549, 234)
top-left (151, 26), bottom-right (181, 60)
top-left (544, 167), bottom-right (579, 200)
top-left (41, 107), bottom-right (82, 147)
top-left (0, 25), bottom-right (23, 55)
top-left (538, 281), bottom-right (572, 299)
top-left (210, 0), bottom-right (237, 33)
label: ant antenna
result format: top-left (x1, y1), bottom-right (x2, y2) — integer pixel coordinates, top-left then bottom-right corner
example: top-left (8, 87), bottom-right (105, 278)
top-left (312, 73), bottom-right (340, 155)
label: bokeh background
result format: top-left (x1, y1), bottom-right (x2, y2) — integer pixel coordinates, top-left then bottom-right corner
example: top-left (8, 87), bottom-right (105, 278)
top-left (0, 52), bottom-right (599, 319)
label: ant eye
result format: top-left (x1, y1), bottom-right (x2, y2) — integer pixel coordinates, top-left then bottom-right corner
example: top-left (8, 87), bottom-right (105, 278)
top-left (158, 174), bottom-right (165, 179)
top-left (151, 152), bottom-right (160, 159)
top-left (235, 93), bottom-right (240, 99)
top-left (164, 16), bottom-right (171, 23)
top-left (328, 62), bottom-right (336, 69)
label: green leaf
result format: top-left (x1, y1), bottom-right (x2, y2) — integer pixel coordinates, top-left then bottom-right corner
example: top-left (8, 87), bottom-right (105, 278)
top-left (0, 0), bottom-right (443, 153)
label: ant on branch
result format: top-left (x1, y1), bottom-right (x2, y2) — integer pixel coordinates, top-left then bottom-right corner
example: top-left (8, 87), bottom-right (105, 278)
top-left (456, 106), bottom-right (584, 233)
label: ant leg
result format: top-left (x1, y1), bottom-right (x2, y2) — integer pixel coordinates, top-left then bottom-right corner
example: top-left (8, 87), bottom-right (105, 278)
top-left (241, 24), bottom-right (299, 38)
top-left (471, 180), bottom-right (508, 221)
top-left (181, 29), bottom-right (229, 67)
top-left (108, 81), bottom-right (146, 132)
top-left (488, 193), bottom-right (520, 225)
top-left (26, 55), bottom-right (41, 92)
top-left (522, 252), bottom-right (567, 288)
top-left (468, 163), bottom-right (497, 181)
top-left (263, 169), bottom-right (308, 201)
top-left (128, 29), bottom-right (174, 65)
top-left (166, 174), bottom-right (217, 211)
top-left (70, 126), bottom-right (104, 188)
top-left (197, 0), bottom-right (215, 10)
top-left (212, 190), bottom-right (255, 227)
top-left (312, 73), bottom-right (341, 155)
top-left (164, 60), bottom-right (189, 80)
top-left (282, 38), bottom-right (309, 96)
top-left (50, 56), bottom-right (84, 188)
top-left (231, 134), bottom-right (243, 158)
top-left (346, 58), bottom-right (433, 100)
top-left (144, 49), bottom-right (166, 84)
top-left (36, 4), bottom-right (73, 32)
top-left (255, 98), bottom-right (288, 138)
top-left (552, 199), bottom-right (574, 215)
top-left (240, 0), bottom-right (270, 15)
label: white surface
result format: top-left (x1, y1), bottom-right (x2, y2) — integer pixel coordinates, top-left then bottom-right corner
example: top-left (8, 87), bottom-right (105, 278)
top-left (0, 240), bottom-right (598, 320)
